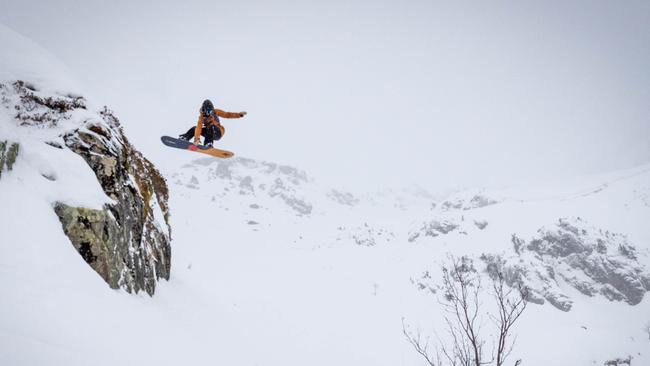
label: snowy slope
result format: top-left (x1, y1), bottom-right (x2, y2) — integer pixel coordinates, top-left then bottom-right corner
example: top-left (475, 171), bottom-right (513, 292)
top-left (2, 23), bottom-right (650, 366)
top-left (165, 155), bottom-right (650, 364)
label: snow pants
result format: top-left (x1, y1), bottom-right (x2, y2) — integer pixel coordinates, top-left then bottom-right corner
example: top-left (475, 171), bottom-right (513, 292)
top-left (181, 124), bottom-right (223, 145)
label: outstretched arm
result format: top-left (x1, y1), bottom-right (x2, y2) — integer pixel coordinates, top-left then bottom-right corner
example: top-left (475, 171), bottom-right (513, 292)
top-left (214, 109), bottom-right (247, 119)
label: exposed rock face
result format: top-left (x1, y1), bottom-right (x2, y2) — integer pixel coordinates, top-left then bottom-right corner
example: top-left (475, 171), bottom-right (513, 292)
top-left (408, 219), bottom-right (460, 242)
top-left (474, 220), bottom-right (488, 230)
top-left (268, 176), bottom-right (312, 215)
top-left (0, 140), bottom-right (19, 179)
top-left (482, 218), bottom-right (650, 311)
top-left (604, 356), bottom-right (632, 366)
top-left (1, 80), bottom-right (86, 127)
top-left (173, 156), bottom-right (314, 216)
top-left (54, 204), bottom-right (123, 289)
top-left (346, 223), bottom-right (395, 247)
top-left (411, 270), bottom-right (436, 294)
top-left (54, 200), bottom-right (170, 295)
top-left (3, 79), bottom-right (171, 295)
top-left (58, 109), bottom-right (171, 295)
top-left (440, 194), bottom-right (499, 211)
top-left (327, 189), bottom-right (359, 206)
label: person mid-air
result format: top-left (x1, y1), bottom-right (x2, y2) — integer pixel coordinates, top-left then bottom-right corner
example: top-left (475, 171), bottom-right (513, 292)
top-left (178, 99), bottom-right (247, 147)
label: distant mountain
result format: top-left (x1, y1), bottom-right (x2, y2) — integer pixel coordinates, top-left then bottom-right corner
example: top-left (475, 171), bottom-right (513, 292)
top-left (173, 154), bottom-right (650, 312)
top-left (168, 153), bottom-right (650, 365)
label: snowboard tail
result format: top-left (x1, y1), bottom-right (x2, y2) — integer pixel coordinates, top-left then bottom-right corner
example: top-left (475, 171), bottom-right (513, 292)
top-left (160, 136), bottom-right (234, 158)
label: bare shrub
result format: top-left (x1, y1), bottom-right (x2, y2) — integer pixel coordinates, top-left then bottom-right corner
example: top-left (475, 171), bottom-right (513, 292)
top-left (404, 256), bottom-right (528, 366)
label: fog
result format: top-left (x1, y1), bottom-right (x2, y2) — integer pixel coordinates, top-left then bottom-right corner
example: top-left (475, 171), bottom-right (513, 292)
top-left (1, 0), bottom-right (648, 191)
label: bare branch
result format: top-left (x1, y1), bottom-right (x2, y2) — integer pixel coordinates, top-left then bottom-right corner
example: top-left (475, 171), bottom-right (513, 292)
top-left (403, 318), bottom-right (440, 366)
top-left (404, 255), bottom-right (529, 366)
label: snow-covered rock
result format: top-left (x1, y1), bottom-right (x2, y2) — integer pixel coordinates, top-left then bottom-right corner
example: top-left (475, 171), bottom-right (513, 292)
top-left (1, 79), bottom-right (171, 295)
top-left (408, 218), bottom-right (460, 242)
top-left (437, 192), bottom-right (500, 211)
top-left (482, 217), bottom-right (650, 311)
top-left (172, 156), bottom-right (316, 216)
top-left (0, 139), bottom-right (19, 178)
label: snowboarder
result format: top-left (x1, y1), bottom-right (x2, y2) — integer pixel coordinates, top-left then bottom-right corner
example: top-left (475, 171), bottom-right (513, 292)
top-left (178, 99), bottom-right (247, 147)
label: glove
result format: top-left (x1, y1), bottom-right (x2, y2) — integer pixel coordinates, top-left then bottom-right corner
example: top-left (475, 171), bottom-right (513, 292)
top-left (193, 138), bottom-right (201, 145)
top-left (239, 111), bottom-right (247, 117)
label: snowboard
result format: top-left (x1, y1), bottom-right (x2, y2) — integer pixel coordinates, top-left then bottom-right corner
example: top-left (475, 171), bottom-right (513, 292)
top-left (160, 136), bottom-right (234, 158)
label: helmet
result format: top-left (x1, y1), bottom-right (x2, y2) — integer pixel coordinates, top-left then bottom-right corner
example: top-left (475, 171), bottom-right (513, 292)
top-left (200, 99), bottom-right (214, 117)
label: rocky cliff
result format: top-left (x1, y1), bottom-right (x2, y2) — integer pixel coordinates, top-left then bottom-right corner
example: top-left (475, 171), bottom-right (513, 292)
top-left (482, 217), bottom-right (650, 311)
top-left (1, 80), bottom-right (171, 295)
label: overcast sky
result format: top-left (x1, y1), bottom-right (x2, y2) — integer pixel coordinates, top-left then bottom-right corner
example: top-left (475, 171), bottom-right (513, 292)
top-left (1, 0), bottom-right (648, 191)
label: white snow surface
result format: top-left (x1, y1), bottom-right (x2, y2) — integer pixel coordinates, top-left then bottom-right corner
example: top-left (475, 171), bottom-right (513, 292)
top-left (1, 23), bottom-right (650, 366)
top-left (0, 23), bottom-right (82, 96)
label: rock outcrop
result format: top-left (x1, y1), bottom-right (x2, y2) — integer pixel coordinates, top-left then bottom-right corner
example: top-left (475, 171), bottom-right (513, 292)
top-left (345, 223), bottom-right (395, 247)
top-left (604, 356), bottom-right (632, 366)
top-left (482, 217), bottom-right (650, 311)
top-left (439, 193), bottom-right (499, 211)
top-left (0, 140), bottom-right (19, 179)
top-left (57, 108), bottom-right (171, 295)
top-left (408, 219), bottom-right (460, 242)
top-left (327, 189), bottom-right (359, 206)
top-left (1, 80), bottom-right (86, 127)
top-left (2, 80), bottom-right (171, 295)
top-left (173, 156), bottom-right (314, 216)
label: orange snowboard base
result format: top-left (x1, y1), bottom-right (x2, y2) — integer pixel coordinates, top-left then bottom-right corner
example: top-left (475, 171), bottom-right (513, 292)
top-left (188, 143), bottom-right (234, 158)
